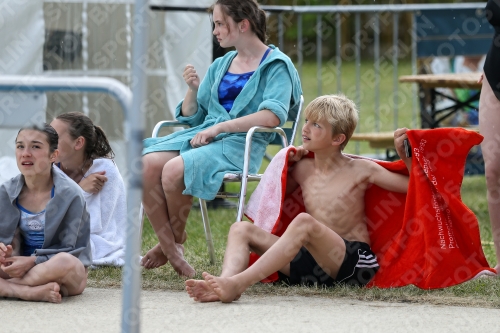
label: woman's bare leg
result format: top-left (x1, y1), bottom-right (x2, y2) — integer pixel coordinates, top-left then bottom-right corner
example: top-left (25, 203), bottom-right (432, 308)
top-left (161, 156), bottom-right (192, 244)
top-left (203, 213), bottom-right (346, 302)
top-left (141, 151), bottom-right (178, 269)
top-left (8, 253), bottom-right (87, 296)
top-left (185, 221), bottom-right (281, 302)
top-left (479, 74), bottom-right (500, 273)
top-left (158, 156), bottom-right (195, 277)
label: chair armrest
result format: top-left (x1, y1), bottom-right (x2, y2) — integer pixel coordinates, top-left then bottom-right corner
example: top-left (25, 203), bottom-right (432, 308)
top-left (245, 126), bottom-right (288, 149)
top-left (236, 126), bottom-right (288, 221)
top-left (242, 126), bottom-right (288, 171)
top-left (152, 120), bottom-right (191, 138)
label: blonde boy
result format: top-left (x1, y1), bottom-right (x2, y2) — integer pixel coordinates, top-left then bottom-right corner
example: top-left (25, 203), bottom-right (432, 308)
top-left (186, 95), bottom-right (411, 303)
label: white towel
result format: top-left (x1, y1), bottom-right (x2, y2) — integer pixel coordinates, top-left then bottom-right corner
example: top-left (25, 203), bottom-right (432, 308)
top-left (245, 147), bottom-right (295, 232)
top-left (83, 158), bottom-right (126, 266)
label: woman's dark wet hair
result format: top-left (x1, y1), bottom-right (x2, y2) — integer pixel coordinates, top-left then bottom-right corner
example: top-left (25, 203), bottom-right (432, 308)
top-left (17, 123), bottom-right (59, 153)
top-left (56, 112), bottom-right (115, 161)
top-left (209, 0), bottom-right (268, 44)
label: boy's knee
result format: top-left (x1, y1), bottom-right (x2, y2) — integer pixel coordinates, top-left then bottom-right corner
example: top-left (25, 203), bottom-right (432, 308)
top-left (289, 213), bottom-right (324, 239)
top-left (290, 213), bottom-right (314, 229)
top-left (229, 221), bottom-right (255, 238)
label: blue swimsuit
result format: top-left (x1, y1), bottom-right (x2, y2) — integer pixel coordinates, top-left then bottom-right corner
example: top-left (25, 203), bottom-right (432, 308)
top-left (218, 48), bottom-right (272, 112)
top-left (16, 187), bottom-right (54, 256)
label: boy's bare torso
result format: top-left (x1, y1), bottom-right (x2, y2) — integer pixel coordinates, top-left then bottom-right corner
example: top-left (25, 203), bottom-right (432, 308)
top-left (291, 156), bottom-right (372, 244)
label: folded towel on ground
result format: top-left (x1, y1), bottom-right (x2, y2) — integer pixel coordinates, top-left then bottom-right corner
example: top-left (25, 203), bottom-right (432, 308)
top-left (245, 128), bottom-right (496, 289)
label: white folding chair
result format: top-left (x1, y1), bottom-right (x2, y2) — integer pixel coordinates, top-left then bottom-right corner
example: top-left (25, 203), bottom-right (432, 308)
top-left (139, 95), bottom-right (304, 263)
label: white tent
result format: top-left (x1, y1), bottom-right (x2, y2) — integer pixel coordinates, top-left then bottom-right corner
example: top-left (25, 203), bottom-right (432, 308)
top-left (0, 1), bottom-right (46, 182)
top-left (162, 0), bottom-right (213, 117)
top-left (0, 0), bottom-right (214, 179)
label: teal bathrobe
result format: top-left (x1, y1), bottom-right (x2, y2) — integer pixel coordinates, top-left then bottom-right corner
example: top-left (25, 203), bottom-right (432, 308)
top-left (143, 45), bottom-right (302, 200)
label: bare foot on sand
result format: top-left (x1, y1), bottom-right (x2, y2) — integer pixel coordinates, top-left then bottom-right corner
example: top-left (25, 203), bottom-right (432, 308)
top-left (185, 279), bottom-right (219, 302)
top-left (141, 243), bottom-right (168, 269)
top-left (186, 272), bottom-right (240, 302)
top-left (22, 282), bottom-right (62, 303)
top-left (203, 273), bottom-right (245, 303)
top-left (168, 244), bottom-right (195, 278)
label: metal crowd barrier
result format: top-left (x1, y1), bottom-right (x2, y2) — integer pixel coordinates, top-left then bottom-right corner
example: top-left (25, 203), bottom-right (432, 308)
top-left (3, 1), bottom-right (148, 332)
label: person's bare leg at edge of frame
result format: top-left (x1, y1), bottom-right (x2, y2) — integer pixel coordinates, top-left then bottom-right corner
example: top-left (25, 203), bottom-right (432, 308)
top-left (140, 151), bottom-right (195, 278)
top-left (479, 73), bottom-right (500, 275)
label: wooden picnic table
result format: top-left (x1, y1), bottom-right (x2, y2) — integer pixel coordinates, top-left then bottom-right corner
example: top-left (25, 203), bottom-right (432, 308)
top-left (399, 72), bottom-right (482, 128)
top-left (350, 73), bottom-right (482, 158)
top-left (350, 127), bottom-right (480, 151)
top-left (399, 73), bottom-right (482, 89)
top-left (350, 131), bottom-right (395, 149)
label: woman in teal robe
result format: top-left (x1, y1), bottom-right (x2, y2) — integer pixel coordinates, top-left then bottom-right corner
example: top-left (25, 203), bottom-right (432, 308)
top-left (141, 0), bottom-right (302, 277)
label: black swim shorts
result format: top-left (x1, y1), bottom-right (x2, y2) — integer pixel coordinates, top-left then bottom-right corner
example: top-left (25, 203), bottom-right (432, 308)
top-left (278, 238), bottom-right (380, 287)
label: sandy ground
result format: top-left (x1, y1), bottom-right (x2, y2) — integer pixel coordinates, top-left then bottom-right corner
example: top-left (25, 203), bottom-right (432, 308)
top-left (0, 288), bottom-right (498, 333)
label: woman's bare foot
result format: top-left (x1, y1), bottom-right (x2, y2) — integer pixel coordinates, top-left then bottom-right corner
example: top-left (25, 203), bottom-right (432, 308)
top-left (141, 242), bottom-right (195, 277)
top-left (22, 282), bottom-right (62, 303)
top-left (203, 273), bottom-right (246, 303)
top-left (140, 243), bottom-right (168, 269)
top-left (168, 244), bottom-right (195, 278)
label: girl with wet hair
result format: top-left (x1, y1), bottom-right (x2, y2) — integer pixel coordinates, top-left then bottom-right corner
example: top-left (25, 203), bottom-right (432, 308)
top-left (140, 0), bottom-right (302, 277)
top-left (51, 112), bottom-right (126, 266)
top-left (0, 123), bottom-right (91, 303)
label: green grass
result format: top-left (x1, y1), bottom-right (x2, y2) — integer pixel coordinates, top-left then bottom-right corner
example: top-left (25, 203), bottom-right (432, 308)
top-left (88, 60), bottom-right (499, 307)
top-left (299, 59), bottom-right (417, 155)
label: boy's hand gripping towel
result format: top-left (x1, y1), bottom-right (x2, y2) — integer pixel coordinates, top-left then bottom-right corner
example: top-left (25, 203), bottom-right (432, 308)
top-left (245, 128), bottom-right (496, 289)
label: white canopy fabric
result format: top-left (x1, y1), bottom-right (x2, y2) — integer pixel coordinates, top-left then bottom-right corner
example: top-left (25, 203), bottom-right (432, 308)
top-left (162, 0), bottom-right (213, 118)
top-left (0, 1), bottom-right (46, 167)
top-left (0, 0), bottom-right (214, 178)
top-left (0, 1), bottom-right (44, 75)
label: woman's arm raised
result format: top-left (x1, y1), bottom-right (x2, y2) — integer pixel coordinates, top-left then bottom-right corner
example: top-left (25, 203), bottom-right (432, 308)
top-left (180, 64), bottom-right (201, 117)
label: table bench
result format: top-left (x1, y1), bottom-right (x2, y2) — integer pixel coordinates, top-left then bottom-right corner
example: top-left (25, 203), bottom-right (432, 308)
top-left (350, 127), bottom-right (480, 160)
top-left (351, 131), bottom-right (395, 149)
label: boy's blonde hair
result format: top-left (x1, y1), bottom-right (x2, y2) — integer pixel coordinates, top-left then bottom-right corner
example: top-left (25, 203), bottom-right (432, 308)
top-left (304, 94), bottom-right (358, 150)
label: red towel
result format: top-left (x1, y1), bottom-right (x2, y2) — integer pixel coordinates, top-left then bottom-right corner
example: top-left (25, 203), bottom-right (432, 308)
top-left (246, 128), bottom-right (495, 289)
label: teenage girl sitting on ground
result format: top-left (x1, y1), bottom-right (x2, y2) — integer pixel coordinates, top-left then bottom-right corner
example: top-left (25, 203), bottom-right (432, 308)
top-left (51, 112), bottom-right (126, 267)
top-left (0, 124), bottom-right (91, 303)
